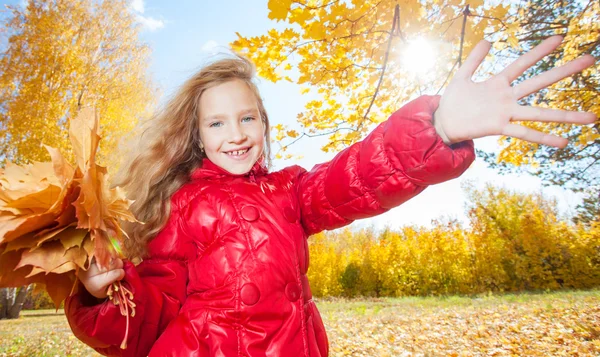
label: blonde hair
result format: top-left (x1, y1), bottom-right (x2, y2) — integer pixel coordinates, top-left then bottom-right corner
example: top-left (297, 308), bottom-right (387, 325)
top-left (115, 55), bottom-right (272, 259)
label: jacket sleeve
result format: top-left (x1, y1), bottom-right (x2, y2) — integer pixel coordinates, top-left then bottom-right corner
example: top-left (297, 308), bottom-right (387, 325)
top-left (291, 95), bottom-right (475, 235)
top-left (64, 201), bottom-right (196, 357)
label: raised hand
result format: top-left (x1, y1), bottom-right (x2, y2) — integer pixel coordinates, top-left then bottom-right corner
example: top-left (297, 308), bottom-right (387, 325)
top-left (433, 35), bottom-right (597, 147)
top-left (78, 257), bottom-right (125, 299)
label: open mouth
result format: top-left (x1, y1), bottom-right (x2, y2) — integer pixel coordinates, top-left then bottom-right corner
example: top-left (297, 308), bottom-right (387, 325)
top-left (225, 148), bottom-right (250, 157)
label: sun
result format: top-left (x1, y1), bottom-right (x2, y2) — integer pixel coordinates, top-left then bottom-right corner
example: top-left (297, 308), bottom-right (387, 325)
top-left (401, 37), bottom-right (436, 74)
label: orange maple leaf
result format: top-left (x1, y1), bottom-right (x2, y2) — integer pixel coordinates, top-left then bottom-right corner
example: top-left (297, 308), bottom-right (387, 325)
top-left (0, 107), bottom-right (138, 314)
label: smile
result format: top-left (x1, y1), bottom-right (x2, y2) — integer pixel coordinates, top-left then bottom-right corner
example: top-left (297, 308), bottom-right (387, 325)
top-left (225, 148), bottom-right (250, 156)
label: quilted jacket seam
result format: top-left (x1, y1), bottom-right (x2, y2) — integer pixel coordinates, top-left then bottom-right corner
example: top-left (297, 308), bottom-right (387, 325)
top-left (287, 197), bottom-right (310, 357)
top-left (384, 116), bottom-right (443, 186)
top-left (223, 186), bottom-right (258, 261)
top-left (312, 126), bottom-right (421, 225)
top-left (325, 146), bottom-right (386, 219)
top-left (173, 188), bottom-right (204, 244)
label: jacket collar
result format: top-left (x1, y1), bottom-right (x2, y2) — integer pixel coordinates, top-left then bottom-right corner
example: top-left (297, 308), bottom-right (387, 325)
top-left (190, 157), bottom-right (268, 180)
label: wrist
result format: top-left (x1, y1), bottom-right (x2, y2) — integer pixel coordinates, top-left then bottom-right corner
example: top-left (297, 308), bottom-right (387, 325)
top-left (433, 109), bottom-right (452, 145)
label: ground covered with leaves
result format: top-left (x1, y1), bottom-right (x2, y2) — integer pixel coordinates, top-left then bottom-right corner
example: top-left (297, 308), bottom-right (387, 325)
top-left (320, 290), bottom-right (600, 356)
top-left (1, 289), bottom-right (598, 356)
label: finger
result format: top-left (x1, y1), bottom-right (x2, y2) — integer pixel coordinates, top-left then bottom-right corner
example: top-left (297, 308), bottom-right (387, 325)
top-left (502, 123), bottom-right (568, 148)
top-left (97, 261), bottom-right (109, 273)
top-left (92, 262), bottom-right (123, 279)
top-left (513, 105), bottom-right (598, 124)
top-left (456, 40), bottom-right (492, 79)
top-left (513, 54), bottom-right (596, 99)
top-left (99, 269), bottom-right (125, 286)
top-left (112, 258), bottom-right (124, 270)
top-left (500, 35), bottom-right (563, 82)
top-left (88, 269), bottom-right (125, 299)
top-left (107, 257), bottom-right (123, 270)
top-left (96, 257), bottom-right (122, 273)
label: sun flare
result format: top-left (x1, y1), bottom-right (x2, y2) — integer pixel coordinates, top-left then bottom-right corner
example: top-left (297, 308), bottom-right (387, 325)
top-left (401, 37), bottom-right (436, 74)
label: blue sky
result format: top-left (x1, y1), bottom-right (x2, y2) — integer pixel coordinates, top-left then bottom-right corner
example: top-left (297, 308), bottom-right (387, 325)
top-left (9, 0), bottom-right (584, 230)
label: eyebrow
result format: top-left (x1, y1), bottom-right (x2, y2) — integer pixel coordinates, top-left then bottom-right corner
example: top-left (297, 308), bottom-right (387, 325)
top-left (203, 108), bottom-right (259, 122)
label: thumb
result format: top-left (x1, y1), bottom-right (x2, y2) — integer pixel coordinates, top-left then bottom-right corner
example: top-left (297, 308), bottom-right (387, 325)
top-left (87, 268), bottom-right (126, 299)
top-left (105, 268), bottom-right (126, 285)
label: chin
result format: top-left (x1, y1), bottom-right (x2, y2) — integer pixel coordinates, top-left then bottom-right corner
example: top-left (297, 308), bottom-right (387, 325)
top-left (221, 159), bottom-right (256, 175)
top-left (228, 166), bottom-right (252, 175)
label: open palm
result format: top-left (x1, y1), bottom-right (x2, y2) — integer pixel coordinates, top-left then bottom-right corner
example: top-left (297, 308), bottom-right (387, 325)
top-left (434, 35), bottom-right (597, 148)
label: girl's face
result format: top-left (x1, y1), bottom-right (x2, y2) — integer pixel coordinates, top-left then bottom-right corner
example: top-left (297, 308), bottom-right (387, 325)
top-left (198, 79), bottom-right (265, 175)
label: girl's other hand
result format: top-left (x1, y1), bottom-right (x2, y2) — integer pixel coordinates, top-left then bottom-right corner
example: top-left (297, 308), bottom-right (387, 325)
top-left (78, 257), bottom-right (125, 299)
top-left (434, 35), bottom-right (597, 147)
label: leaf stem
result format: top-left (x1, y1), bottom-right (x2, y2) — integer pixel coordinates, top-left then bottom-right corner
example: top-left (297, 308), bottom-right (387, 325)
top-left (108, 281), bottom-right (136, 349)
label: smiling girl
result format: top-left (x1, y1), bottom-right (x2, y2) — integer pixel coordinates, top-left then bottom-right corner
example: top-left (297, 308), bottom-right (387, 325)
top-left (65, 37), bottom-right (596, 357)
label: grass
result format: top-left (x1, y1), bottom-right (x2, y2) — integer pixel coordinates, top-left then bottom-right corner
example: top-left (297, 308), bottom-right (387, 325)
top-left (0, 309), bottom-right (99, 357)
top-left (1, 289), bottom-right (599, 356)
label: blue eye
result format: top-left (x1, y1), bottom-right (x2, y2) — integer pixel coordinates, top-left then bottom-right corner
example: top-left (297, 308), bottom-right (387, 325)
top-left (242, 116), bottom-right (255, 123)
top-left (209, 122), bottom-right (223, 128)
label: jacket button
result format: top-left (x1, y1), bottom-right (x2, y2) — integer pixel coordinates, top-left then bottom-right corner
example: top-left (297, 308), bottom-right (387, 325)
top-left (241, 205), bottom-right (259, 222)
top-left (283, 207), bottom-right (297, 223)
top-left (240, 283), bottom-right (260, 306)
top-left (285, 282), bottom-right (300, 302)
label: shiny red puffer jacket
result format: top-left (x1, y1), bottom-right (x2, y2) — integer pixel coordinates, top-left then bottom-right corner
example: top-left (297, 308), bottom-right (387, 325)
top-left (65, 95), bottom-right (474, 356)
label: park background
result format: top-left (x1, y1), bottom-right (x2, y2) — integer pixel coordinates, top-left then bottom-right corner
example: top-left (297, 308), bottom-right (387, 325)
top-left (0, 0), bottom-right (599, 355)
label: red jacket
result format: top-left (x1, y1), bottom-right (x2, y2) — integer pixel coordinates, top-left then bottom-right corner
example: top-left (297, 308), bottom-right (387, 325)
top-left (65, 95), bottom-right (474, 356)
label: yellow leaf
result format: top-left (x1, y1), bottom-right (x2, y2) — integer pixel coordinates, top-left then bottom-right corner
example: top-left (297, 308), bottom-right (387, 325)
top-left (307, 22), bottom-right (326, 39)
top-left (268, 0), bottom-right (293, 21)
top-left (507, 35), bottom-right (520, 50)
top-left (69, 107), bottom-right (100, 171)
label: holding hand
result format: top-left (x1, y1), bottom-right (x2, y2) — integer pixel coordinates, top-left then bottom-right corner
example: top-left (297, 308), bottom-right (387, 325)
top-left (434, 35), bottom-right (597, 147)
top-left (78, 257), bottom-right (125, 299)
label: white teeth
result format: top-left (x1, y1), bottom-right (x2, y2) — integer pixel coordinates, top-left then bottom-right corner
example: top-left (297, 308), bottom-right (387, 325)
top-left (227, 148), bottom-right (249, 156)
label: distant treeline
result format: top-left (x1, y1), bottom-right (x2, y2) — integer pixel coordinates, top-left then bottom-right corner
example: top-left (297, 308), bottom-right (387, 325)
top-left (308, 185), bottom-right (600, 297)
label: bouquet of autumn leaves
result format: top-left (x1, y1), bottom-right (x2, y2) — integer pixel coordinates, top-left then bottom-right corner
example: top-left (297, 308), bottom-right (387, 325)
top-left (0, 107), bottom-right (137, 349)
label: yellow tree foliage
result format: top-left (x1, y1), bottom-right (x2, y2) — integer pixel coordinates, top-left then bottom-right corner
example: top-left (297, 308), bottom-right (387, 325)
top-left (233, 0), bottom-right (597, 171)
top-left (0, 0), bottom-right (155, 168)
top-left (307, 184), bottom-right (600, 297)
top-left (306, 231), bottom-right (345, 296)
top-left (231, 0), bottom-right (508, 155)
top-left (465, 183), bottom-right (600, 291)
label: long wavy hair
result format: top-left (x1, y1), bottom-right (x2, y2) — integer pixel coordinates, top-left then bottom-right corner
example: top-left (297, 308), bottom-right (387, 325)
top-left (114, 55), bottom-right (272, 260)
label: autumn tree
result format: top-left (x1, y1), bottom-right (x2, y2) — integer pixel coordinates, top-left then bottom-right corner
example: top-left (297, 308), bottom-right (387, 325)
top-left (573, 186), bottom-right (600, 225)
top-left (0, 284), bottom-right (31, 319)
top-left (306, 183), bottom-right (600, 297)
top-left (478, 0), bottom-right (599, 192)
top-left (0, 0), bottom-right (155, 319)
top-left (0, 0), bottom-right (156, 166)
top-left (232, 0), bottom-right (511, 156)
top-left (232, 0), bottom-right (598, 188)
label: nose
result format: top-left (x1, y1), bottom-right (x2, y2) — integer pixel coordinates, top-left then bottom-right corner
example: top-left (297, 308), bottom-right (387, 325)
top-left (228, 122), bottom-right (247, 144)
